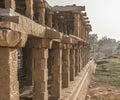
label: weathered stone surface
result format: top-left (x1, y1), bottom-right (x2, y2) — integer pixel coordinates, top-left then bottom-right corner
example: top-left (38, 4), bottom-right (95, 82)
top-left (32, 48), bottom-right (48, 100)
top-left (75, 49), bottom-right (79, 76)
top-left (62, 60), bottom-right (96, 100)
top-left (25, 38), bottom-right (51, 48)
top-left (0, 16), bottom-right (19, 23)
top-left (62, 35), bottom-right (72, 44)
top-left (25, 0), bottom-right (33, 19)
top-left (74, 13), bottom-right (80, 37)
top-left (45, 27), bottom-right (62, 39)
top-left (5, 0), bottom-right (16, 10)
top-left (0, 29), bottom-right (21, 47)
top-left (38, 2), bottom-right (45, 25)
top-left (70, 49), bottom-right (75, 81)
top-left (50, 49), bottom-right (62, 99)
top-left (62, 49), bottom-right (70, 88)
top-left (0, 48), bottom-right (19, 100)
top-left (47, 12), bottom-right (53, 28)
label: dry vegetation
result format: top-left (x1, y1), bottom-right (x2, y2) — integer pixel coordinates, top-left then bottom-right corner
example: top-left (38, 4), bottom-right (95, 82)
top-left (86, 54), bottom-right (120, 100)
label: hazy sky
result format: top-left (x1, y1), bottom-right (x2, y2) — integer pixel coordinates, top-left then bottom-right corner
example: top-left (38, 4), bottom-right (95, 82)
top-left (47, 0), bottom-right (120, 41)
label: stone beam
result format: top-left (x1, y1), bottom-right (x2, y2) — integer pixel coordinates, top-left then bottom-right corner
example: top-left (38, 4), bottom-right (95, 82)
top-left (45, 28), bottom-right (62, 39)
top-left (25, 38), bottom-right (52, 49)
top-left (62, 35), bottom-right (72, 44)
top-left (0, 16), bottom-right (19, 23)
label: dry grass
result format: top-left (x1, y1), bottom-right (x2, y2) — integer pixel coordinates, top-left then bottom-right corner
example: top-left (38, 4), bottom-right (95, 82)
top-left (87, 54), bottom-right (120, 100)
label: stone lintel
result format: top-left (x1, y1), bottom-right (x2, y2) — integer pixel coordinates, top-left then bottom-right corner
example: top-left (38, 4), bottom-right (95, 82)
top-left (0, 16), bottom-right (19, 23)
top-left (62, 35), bottom-right (72, 44)
top-left (0, 29), bottom-right (24, 47)
top-left (26, 38), bottom-right (52, 49)
top-left (52, 41), bottom-right (63, 49)
top-left (45, 28), bottom-right (62, 39)
top-left (0, 21), bottom-right (46, 38)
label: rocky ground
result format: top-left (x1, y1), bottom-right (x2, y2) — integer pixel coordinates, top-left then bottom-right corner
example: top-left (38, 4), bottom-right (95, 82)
top-left (86, 54), bottom-right (120, 100)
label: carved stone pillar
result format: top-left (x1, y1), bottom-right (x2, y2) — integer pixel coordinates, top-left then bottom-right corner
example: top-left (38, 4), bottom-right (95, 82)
top-left (23, 48), bottom-right (33, 85)
top-left (5, 0), bottom-right (16, 10)
top-left (38, 2), bottom-right (45, 25)
top-left (79, 48), bottom-right (82, 72)
top-left (74, 12), bottom-right (80, 37)
top-left (81, 48), bottom-right (84, 68)
top-left (0, 48), bottom-right (19, 100)
top-left (47, 11), bottom-right (53, 28)
top-left (75, 48), bottom-right (79, 76)
top-left (32, 48), bottom-right (48, 100)
top-left (62, 48), bottom-right (70, 88)
top-left (54, 17), bottom-right (59, 31)
top-left (25, 0), bottom-right (33, 19)
top-left (59, 22), bottom-right (63, 33)
top-left (70, 49), bottom-right (75, 81)
top-left (79, 16), bottom-right (82, 39)
top-left (50, 46), bottom-right (62, 99)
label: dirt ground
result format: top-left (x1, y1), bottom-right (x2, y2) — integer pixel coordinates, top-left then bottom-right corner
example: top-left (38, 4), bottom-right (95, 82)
top-left (86, 54), bottom-right (120, 100)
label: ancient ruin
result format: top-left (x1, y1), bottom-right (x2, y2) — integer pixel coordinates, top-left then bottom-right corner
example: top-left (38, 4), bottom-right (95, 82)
top-left (0, 0), bottom-right (96, 100)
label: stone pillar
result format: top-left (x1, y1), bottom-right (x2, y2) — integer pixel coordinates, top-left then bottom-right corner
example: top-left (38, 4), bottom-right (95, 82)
top-left (74, 12), bottom-right (80, 37)
top-left (79, 16), bottom-right (82, 39)
top-left (38, 2), bottom-right (45, 25)
top-left (70, 49), bottom-right (75, 81)
top-left (59, 22), bottom-right (63, 33)
top-left (63, 24), bottom-right (67, 35)
top-left (23, 48), bottom-right (32, 85)
top-left (54, 17), bottom-right (59, 31)
top-left (32, 48), bottom-right (48, 100)
top-left (47, 11), bottom-right (53, 28)
top-left (5, 0), bottom-right (16, 10)
top-left (0, 48), bottom-right (19, 100)
top-left (81, 48), bottom-right (84, 68)
top-left (25, 0), bottom-right (33, 19)
top-left (62, 48), bottom-right (70, 88)
top-left (75, 48), bottom-right (79, 76)
top-left (79, 48), bottom-right (82, 72)
top-left (50, 48), bottom-right (62, 99)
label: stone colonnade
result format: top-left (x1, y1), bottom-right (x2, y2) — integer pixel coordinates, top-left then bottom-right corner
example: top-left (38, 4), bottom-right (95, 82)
top-left (0, 41), bottom-right (90, 100)
top-left (0, 0), bottom-right (91, 100)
